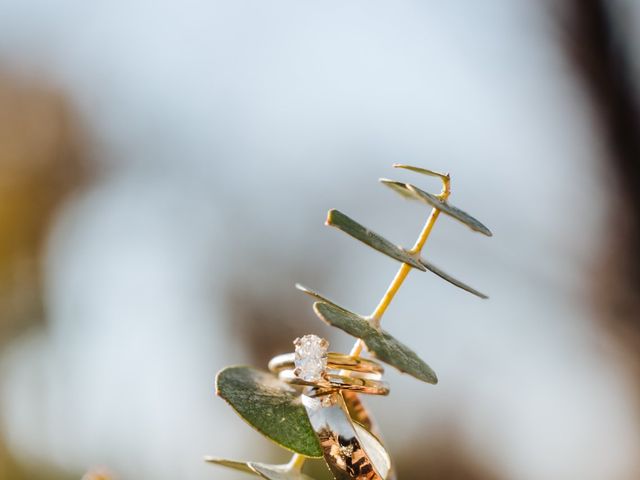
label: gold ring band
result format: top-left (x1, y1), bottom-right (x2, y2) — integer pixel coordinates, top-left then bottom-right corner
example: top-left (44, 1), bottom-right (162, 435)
top-left (278, 369), bottom-right (390, 396)
top-left (268, 352), bottom-right (384, 376)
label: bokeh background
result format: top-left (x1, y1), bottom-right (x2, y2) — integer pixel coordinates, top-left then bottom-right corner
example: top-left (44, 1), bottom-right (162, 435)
top-left (1, 1), bottom-right (640, 479)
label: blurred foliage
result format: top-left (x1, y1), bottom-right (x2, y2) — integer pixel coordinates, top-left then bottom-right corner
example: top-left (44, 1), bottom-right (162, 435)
top-left (0, 72), bottom-right (90, 347)
top-left (0, 71), bottom-right (89, 479)
top-left (0, 436), bottom-right (77, 480)
top-left (564, 1), bottom-right (640, 437)
top-left (394, 429), bottom-right (502, 480)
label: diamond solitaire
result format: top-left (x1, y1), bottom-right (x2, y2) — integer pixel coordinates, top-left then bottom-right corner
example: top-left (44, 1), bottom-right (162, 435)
top-left (293, 335), bottom-right (329, 382)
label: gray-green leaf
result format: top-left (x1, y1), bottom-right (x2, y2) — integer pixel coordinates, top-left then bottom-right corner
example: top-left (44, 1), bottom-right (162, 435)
top-left (325, 209), bottom-right (425, 270)
top-left (215, 366), bottom-right (322, 457)
top-left (419, 259), bottom-right (488, 299)
top-left (312, 302), bottom-right (438, 384)
top-left (205, 458), bottom-right (315, 480)
top-left (295, 283), bottom-right (346, 310)
top-left (380, 180), bottom-right (492, 237)
top-left (393, 164), bottom-right (449, 182)
top-left (379, 178), bottom-right (416, 200)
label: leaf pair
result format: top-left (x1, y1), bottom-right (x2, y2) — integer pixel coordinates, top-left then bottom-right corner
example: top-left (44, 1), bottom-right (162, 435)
top-left (327, 209), bottom-right (488, 299)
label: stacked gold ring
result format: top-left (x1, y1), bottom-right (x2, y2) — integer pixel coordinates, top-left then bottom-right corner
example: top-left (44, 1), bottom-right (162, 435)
top-left (268, 352), bottom-right (384, 376)
top-left (268, 336), bottom-right (389, 397)
top-left (278, 369), bottom-right (390, 396)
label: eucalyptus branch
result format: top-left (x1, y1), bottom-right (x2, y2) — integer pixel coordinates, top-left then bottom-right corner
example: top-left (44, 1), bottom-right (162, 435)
top-left (206, 165), bottom-right (491, 480)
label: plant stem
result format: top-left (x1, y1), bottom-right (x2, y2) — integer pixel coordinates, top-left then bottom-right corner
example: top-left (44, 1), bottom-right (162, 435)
top-left (291, 173), bottom-right (451, 470)
top-left (350, 176), bottom-right (450, 355)
top-left (286, 453), bottom-right (307, 472)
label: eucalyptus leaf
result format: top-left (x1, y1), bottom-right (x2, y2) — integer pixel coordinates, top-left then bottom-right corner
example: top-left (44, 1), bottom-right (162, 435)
top-left (205, 458), bottom-right (315, 480)
top-left (312, 302), bottom-right (438, 384)
top-left (378, 178), bottom-right (416, 200)
top-left (325, 209), bottom-right (426, 270)
top-left (419, 259), bottom-right (488, 299)
top-left (380, 180), bottom-right (492, 237)
top-left (407, 184), bottom-right (492, 236)
top-left (216, 366), bottom-right (323, 457)
top-left (296, 286), bottom-right (438, 384)
top-left (295, 283), bottom-right (345, 310)
top-left (393, 164), bottom-right (449, 182)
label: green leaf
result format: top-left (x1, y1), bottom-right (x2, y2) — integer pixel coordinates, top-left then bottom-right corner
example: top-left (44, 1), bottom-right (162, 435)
top-left (407, 184), bottom-right (492, 236)
top-left (393, 163), bottom-right (449, 182)
top-left (215, 366), bottom-right (323, 457)
top-left (379, 178), bottom-right (416, 200)
top-left (380, 180), bottom-right (493, 237)
top-left (295, 283), bottom-right (346, 310)
top-left (205, 458), bottom-right (315, 480)
top-left (296, 286), bottom-right (437, 383)
top-left (419, 259), bottom-right (488, 299)
top-left (325, 209), bottom-right (426, 270)
top-left (312, 302), bottom-right (438, 384)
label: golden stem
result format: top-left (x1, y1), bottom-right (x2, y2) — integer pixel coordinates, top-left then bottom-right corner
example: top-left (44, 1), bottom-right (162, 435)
top-left (286, 453), bottom-right (307, 472)
top-left (367, 173), bottom-right (450, 327)
top-left (349, 206), bottom-right (442, 356)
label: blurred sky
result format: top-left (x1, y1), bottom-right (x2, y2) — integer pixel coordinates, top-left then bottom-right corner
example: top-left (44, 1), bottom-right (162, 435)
top-left (0, 1), bottom-right (639, 479)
